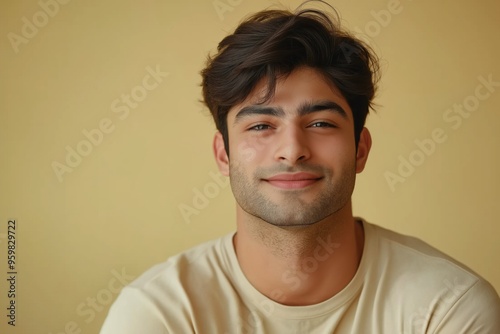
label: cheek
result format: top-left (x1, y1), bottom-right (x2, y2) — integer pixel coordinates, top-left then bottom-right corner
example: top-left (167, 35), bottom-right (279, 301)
top-left (312, 137), bottom-right (356, 162)
top-left (231, 135), bottom-right (273, 165)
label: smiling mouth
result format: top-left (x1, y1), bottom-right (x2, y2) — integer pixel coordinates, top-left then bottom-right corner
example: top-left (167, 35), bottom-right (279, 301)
top-left (263, 173), bottom-right (323, 189)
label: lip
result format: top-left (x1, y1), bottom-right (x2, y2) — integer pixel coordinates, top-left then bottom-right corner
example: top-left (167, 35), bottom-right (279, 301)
top-left (264, 172), bottom-right (322, 189)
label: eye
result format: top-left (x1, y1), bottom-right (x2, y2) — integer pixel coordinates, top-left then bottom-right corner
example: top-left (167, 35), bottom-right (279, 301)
top-left (309, 121), bottom-right (336, 128)
top-left (248, 124), bottom-right (272, 131)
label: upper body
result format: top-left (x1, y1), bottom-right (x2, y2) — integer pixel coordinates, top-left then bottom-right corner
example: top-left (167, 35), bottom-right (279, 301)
top-left (100, 219), bottom-right (500, 333)
top-left (101, 3), bottom-right (500, 333)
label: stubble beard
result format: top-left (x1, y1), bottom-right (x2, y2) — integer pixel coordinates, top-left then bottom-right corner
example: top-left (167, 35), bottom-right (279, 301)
top-left (229, 160), bottom-right (356, 229)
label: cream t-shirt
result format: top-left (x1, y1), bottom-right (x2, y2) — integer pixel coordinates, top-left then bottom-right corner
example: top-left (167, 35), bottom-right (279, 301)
top-left (100, 221), bottom-right (500, 333)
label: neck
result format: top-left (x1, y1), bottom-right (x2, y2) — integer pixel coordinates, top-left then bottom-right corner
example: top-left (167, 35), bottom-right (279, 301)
top-left (233, 202), bottom-right (364, 306)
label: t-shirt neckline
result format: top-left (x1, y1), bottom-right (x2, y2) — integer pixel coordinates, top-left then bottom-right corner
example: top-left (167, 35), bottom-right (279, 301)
top-left (220, 218), bottom-right (376, 320)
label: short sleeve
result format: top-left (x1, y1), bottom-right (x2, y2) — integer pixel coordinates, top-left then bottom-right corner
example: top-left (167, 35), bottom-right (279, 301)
top-left (434, 279), bottom-right (500, 334)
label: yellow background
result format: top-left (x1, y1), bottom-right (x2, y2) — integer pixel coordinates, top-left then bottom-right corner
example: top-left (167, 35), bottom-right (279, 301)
top-left (1, 0), bottom-right (499, 332)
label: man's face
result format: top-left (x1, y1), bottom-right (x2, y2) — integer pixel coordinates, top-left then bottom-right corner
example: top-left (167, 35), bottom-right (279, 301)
top-left (219, 66), bottom-right (367, 227)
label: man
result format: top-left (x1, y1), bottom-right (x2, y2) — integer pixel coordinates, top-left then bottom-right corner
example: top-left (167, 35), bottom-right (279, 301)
top-left (101, 3), bottom-right (500, 333)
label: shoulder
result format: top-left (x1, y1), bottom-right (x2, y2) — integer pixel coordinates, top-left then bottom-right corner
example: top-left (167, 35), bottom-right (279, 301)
top-left (100, 233), bottom-right (235, 333)
top-left (363, 221), bottom-right (500, 333)
top-left (128, 232), bottom-right (235, 303)
top-left (132, 233), bottom-right (232, 289)
top-left (365, 221), bottom-right (488, 294)
top-left (367, 221), bottom-right (481, 276)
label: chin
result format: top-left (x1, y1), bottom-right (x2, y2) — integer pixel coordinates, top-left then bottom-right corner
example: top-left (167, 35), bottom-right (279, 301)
top-left (261, 214), bottom-right (329, 229)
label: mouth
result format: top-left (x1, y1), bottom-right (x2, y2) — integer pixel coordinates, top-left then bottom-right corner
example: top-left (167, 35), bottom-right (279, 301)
top-left (263, 172), bottom-right (323, 189)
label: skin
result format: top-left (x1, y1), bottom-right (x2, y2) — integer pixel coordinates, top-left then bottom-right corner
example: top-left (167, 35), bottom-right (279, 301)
top-left (213, 66), bottom-right (372, 306)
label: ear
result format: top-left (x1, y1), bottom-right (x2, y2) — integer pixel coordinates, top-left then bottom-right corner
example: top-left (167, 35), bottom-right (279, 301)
top-left (213, 131), bottom-right (230, 176)
top-left (355, 127), bottom-right (372, 173)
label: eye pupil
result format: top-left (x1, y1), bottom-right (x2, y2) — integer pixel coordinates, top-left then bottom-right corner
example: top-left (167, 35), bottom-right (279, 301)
top-left (252, 124), bottom-right (269, 131)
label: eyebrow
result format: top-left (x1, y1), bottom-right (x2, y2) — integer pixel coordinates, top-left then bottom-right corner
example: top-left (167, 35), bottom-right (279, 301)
top-left (233, 105), bottom-right (285, 124)
top-left (233, 100), bottom-right (348, 125)
top-left (297, 100), bottom-right (348, 119)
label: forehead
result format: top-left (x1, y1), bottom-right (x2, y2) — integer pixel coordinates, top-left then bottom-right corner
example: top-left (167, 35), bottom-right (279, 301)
top-left (227, 66), bottom-right (353, 120)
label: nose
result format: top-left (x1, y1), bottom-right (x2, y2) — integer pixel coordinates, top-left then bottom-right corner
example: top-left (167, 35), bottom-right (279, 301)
top-left (273, 125), bottom-right (311, 165)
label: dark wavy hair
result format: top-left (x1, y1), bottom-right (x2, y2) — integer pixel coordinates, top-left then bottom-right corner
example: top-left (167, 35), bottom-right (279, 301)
top-left (201, 1), bottom-right (379, 155)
